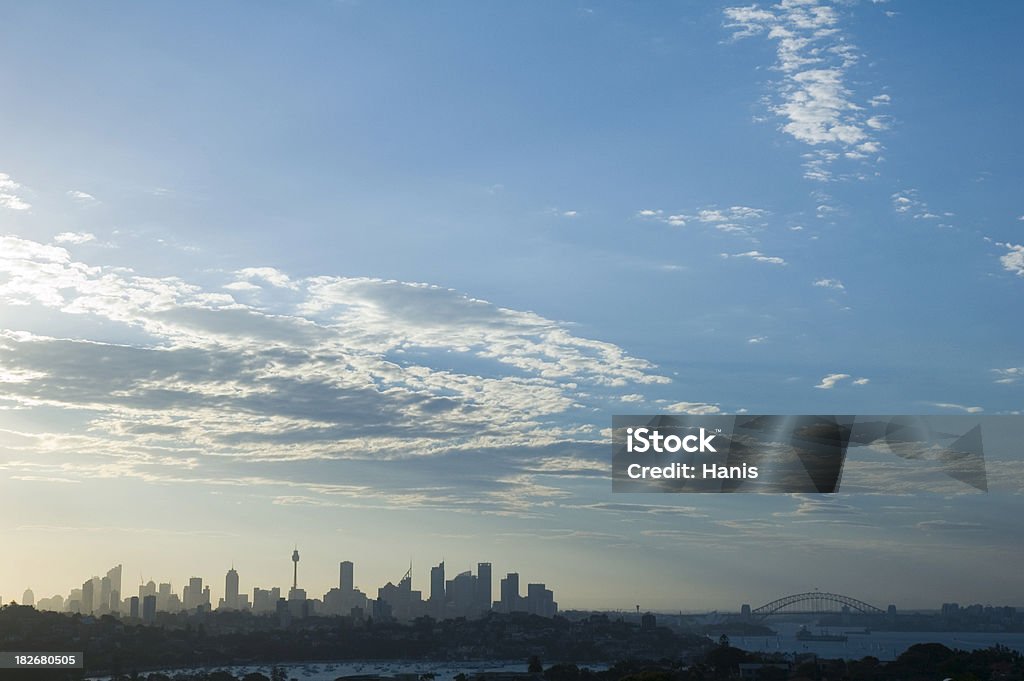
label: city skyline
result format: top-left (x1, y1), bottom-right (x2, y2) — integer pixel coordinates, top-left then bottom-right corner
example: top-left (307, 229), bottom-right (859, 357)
top-left (2, 1), bottom-right (1023, 614)
top-left (6, 552), bottom-right (558, 623)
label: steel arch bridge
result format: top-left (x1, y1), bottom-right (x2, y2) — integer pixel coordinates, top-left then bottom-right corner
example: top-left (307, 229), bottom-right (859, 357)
top-left (752, 592), bottom-right (885, 617)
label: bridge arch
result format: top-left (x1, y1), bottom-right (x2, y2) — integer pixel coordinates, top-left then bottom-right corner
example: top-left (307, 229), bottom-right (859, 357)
top-left (752, 592), bottom-right (885, 617)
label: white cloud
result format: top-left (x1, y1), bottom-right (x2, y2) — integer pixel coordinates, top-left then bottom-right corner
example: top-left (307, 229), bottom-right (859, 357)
top-left (0, 235), bottom-right (672, 481)
top-left (67, 190), bottom-right (97, 203)
top-left (637, 205), bottom-right (768, 233)
top-left (664, 401), bottom-right (721, 415)
top-left (931, 403), bottom-right (984, 414)
top-left (747, 335), bottom-right (767, 344)
top-left (813, 278), bottom-right (845, 290)
top-left (53, 232), bottom-right (96, 245)
top-left (234, 266), bottom-right (298, 289)
top-left (815, 373), bottom-right (850, 389)
top-left (620, 393), bottom-right (645, 403)
top-left (723, 1), bottom-right (885, 180)
top-left (0, 172), bottom-right (31, 211)
top-left (992, 367), bottom-right (1023, 384)
top-left (1000, 243), bottom-right (1024, 277)
top-left (723, 250), bottom-right (787, 265)
top-left (852, 377), bottom-right (870, 386)
top-left (562, 210), bottom-right (578, 218)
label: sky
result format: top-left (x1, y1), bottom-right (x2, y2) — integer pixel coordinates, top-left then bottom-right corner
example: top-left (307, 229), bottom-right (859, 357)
top-left (1, 0), bottom-right (1023, 613)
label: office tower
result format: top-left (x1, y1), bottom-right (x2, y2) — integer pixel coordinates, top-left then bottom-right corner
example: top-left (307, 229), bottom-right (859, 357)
top-left (202, 585), bottom-right (211, 609)
top-left (100, 577), bottom-right (111, 614)
top-left (499, 572), bottom-right (520, 613)
top-left (106, 565), bottom-right (122, 607)
top-left (526, 583), bottom-right (556, 617)
top-left (21, 588), bottom-right (34, 607)
top-left (129, 596), bottom-right (140, 619)
top-left (142, 594), bottom-right (156, 623)
top-left (340, 561), bottom-right (354, 592)
top-left (81, 579), bottom-right (95, 615)
top-left (430, 561), bottom-right (445, 603)
top-left (477, 563), bottom-right (492, 615)
top-left (157, 582), bottom-right (171, 612)
top-left (225, 568), bottom-right (239, 610)
top-left (187, 577), bottom-right (203, 611)
top-left (446, 571), bottom-right (477, 617)
top-left (139, 579), bottom-right (157, 612)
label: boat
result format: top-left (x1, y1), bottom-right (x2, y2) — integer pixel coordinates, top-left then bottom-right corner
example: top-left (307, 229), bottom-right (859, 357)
top-left (796, 625), bottom-right (848, 642)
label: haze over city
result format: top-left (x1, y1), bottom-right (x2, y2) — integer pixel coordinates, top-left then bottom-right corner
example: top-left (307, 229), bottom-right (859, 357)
top-left (1, 0), bottom-right (1023, 613)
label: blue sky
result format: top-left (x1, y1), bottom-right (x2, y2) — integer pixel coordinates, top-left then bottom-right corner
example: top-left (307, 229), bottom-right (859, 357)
top-left (1, 0), bottom-right (1023, 612)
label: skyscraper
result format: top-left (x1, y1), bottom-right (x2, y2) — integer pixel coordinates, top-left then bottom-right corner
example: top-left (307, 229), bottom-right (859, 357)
top-left (430, 561), bottom-right (445, 603)
top-left (100, 576), bottom-right (111, 614)
top-left (499, 572), bottom-right (520, 613)
top-left (142, 594), bottom-right (156, 623)
top-left (225, 567), bottom-right (239, 610)
top-left (81, 579), bottom-right (95, 615)
top-left (106, 564), bottom-right (122, 609)
top-left (340, 561), bottom-right (353, 593)
top-left (477, 562), bottom-right (492, 615)
top-left (187, 577), bottom-right (203, 611)
top-left (21, 588), bottom-right (34, 607)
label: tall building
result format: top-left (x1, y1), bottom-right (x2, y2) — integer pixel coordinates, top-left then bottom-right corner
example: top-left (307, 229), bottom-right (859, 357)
top-left (377, 567), bottom-right (424, 622)
top-left (446, 571), bottom-right (477, 617)
top-left (224, 568), bottom-right (239, 610)
top-left (81, 579), bottom-right (95, 615)
top-left (157, 583), bottom-right (172, 612)
top-left (340, 561), bottom-right (354, 593)
top-left (499, 572), bottom-right (521, 613)
top-left (22, 588), bottom-right (34, 607)
top-left (430, 561), bottom-right (445, 607)
top-left (106, 565), bottom-right (122, 610)
top-left (526, 583), bottom-right (557, 617)
top-left (476, 562), bottom-right (492, 615)
top-left (100, 576), bottom-right (111, 614)
top-left (292, 548), bottom-right (300, 590)
top-left (186, 577), bottom-right (203, 611)
top-left (324, 562), bottom-right (368, 617)
top-left (129, 596), bottom-right (140, 619)
top-left (142, 594), bottom-right (156, 623)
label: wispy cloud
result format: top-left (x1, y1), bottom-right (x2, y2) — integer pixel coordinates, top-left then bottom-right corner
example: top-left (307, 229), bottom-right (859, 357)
top-left (53, 232), bottom-right (96, 245)
top-left (723, 0), bottom-right (886, 180)
top-left (664, 401), bottom-right (721, 414)
top-left (721, 250), bottom-right (787, 265)
top-left (813, 278), bottom-right (845, 290)
top-left (637, 205), bottom-right (768, 234)
top-left (0, 172), bottom-right (31, 211)
top-left (992, 367), bottom-right (1023, 385)
top-left (814, 373), bottom-right (870, 390)
top-left (815, 373), bottom-right (850, 389)
top-left (891, 188), bottom-right (954, 225)
top-left (67, 190), bottom-right (97, 203)
top-left (0, 235), bottom-right (674, 515)
top-left (931, 403), bottom-right (984, 414)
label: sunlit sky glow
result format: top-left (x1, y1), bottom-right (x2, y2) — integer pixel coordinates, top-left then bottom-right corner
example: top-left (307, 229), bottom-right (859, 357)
top-left (1, 1), bottom-right (1023, 612)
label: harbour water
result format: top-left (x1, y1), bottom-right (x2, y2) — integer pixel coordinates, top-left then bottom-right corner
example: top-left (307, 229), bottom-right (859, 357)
top-left (87, 659), bottom-right (607, 681)
top-left (730, 622), bottom-right (1024, 661)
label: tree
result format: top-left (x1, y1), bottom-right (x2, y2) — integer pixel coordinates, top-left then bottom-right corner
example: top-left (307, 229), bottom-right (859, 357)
top-left (528, 656), bottom-right (543, 673)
